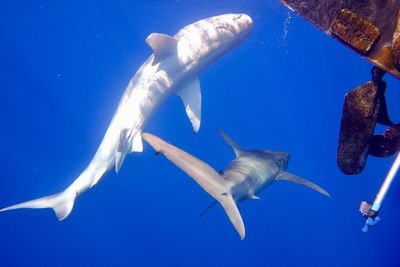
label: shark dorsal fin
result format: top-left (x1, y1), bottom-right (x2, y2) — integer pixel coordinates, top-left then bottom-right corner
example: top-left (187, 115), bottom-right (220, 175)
top-left (145, 33), bottom-right (178, 65)
top-left (218, 130), bottom-right (242, 156)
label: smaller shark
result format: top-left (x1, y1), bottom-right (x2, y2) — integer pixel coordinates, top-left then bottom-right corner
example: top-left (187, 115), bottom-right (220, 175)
top-left (142, 131), bottom-right (330, 240)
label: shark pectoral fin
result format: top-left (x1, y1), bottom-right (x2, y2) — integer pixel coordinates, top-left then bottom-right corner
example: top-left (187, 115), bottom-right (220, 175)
top-left (218, 193), bottom-right (245, 240)
top-left (217, 130), bottom-right (242, 156)
top-left (130, 132), bottom-right (143, 153)
top-left (175, 78), bottom-right (202, 133)
top-left (145, 33), bottom-right (178, 65)
top-left (250, 195), bottom-right (260, 200)
top-left (276, 171), bottom-right (330, 197)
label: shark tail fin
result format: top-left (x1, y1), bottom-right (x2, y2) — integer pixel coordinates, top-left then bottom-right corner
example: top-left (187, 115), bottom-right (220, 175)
top-left (142, 132), bottom-right (245, 239)
top-left (217, 129), bottom-right (242, 156)
top-left (0, 187), bottom-right (77, 221)
top-left (276, 171), bottom-right (330, 197)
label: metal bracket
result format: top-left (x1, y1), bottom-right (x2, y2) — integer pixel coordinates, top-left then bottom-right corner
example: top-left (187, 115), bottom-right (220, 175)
top-left (280, 0), bottom-right (400, 78)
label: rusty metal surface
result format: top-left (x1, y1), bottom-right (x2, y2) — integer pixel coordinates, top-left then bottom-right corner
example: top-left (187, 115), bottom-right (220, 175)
top-left (337, 81), bottom-right (381, 174)
top-left (392, 12), bottom-right (400, 70)
top-left (280, 0), bottom-right (400, 78)
top-left (337, 66), bottom-right (398, 174)
top-left (369, 124), bottom-right (400, 157)
top-left (331, 9), bottom-right (380, 54)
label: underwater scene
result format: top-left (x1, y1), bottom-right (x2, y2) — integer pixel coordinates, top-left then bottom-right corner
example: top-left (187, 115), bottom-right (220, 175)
top-left (0, 1), bottom-right (399, 266)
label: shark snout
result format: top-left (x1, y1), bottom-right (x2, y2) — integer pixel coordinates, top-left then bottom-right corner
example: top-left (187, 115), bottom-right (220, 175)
top-left (232, 13), bottom-right (253, 38)
top-left (236, 14), bottom-right (253, 29)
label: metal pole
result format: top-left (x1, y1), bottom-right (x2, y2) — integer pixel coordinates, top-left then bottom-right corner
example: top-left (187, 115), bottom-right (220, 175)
top-left (372, 152), bottom-right (400, 211)
top-left (361, 153), bottom-right (400, 232)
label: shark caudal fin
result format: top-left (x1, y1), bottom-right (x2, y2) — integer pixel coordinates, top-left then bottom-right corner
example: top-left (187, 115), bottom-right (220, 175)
top-left (142, 132), bottom-right (245, 239)
top-left (0, 187), bottom-right (77, 221)
top-left (1, 157), bottom-right (112, 220)
top-left (276, 171), bottom-right (330, 197)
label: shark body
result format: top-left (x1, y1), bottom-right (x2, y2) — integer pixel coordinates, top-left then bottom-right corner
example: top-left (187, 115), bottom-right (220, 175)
top-left (1, 14), bottom-right (253, 220)
top-left (142, 131), bottom-right (329, 239)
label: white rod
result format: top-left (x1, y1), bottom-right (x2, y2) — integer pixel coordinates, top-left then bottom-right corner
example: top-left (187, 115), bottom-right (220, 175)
top-left (373, 153), bottom-right (400, 210)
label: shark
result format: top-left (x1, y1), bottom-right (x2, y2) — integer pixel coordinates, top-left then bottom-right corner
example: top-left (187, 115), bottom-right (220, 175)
top-left (142, 131), bottom-right (330, 240)
top-left (0, 14), bottom-right (253, 220)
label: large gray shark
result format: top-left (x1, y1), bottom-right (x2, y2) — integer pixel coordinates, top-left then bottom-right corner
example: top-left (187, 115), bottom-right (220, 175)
top-left (0, 14), bottom-right (253, 220)
top-left (142, 131), bottom-right (329, 240)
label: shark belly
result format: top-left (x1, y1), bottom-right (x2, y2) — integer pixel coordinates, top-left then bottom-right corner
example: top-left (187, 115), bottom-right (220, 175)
top-left (95, 59), bottom-right (176, 175)
top-left (75, 53), bottom-right (203, 187)
top-left (226, 157), bottom-right (280, 201)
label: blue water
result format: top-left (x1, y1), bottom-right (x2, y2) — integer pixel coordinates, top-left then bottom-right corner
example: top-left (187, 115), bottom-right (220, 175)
top-left (1, 1), bottom-right (399, 266)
